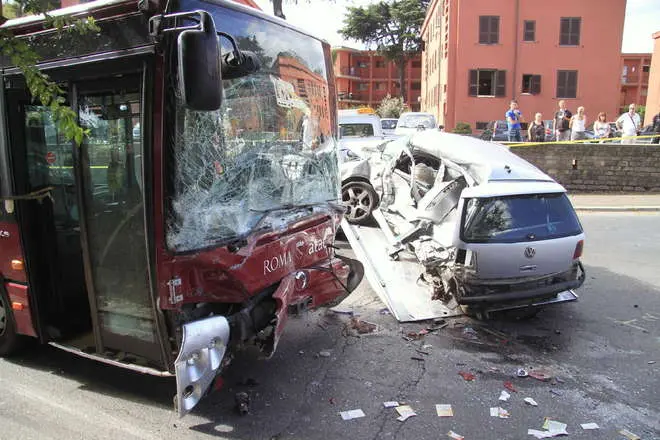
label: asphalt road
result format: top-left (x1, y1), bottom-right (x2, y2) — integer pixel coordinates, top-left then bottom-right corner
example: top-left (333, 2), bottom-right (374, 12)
top-left (0, 212), bottom-right (658, 440)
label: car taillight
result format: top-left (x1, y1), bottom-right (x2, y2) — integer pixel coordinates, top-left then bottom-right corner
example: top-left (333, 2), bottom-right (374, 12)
top-left (573, 240), bottom-right (584, 259)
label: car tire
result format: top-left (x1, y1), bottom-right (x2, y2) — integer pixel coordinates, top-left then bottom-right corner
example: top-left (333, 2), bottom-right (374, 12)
top-left (341, 180), bottom-right (378, 226)
top-left (0, 287), bottom-right (23, 356)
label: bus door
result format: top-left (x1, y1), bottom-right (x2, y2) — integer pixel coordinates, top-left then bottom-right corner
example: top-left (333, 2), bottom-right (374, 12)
top-left (5, 67), bottom-right (162, 363)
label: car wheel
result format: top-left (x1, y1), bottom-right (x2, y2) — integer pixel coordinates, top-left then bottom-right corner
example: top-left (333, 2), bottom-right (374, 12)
top-left (342, 180), bottom-right (378, 225)
top-left (0, 288), bottom-right (22, 356)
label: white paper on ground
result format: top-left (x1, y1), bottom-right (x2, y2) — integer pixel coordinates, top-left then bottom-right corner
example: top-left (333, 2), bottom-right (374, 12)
top-left (490, 407), bottom-right (510, 418)
top-left (436, 404), bottom-right (454, 417)
top-left (447, 430), bottom-right (464, 440)
top-left (383, 401), bottom-right (399, 408)
top-left (580, 423), bottom-right (599, 430)
top-left (524, 397), bottom-right (538, 406)
top-left (395, 405), bottom-right (417, 421)
top-left (528, 429), bottom-right (555, 439)
top-left (340, 409), bottom-right (365, 420)
top-left (499, 390), bottom-right (511, 401)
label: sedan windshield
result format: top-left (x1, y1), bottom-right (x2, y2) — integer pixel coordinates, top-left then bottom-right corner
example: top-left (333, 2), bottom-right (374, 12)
top-left (398, 114), bottom-right (436, 129)
top-left (167, 1), bottom-right (339, 252)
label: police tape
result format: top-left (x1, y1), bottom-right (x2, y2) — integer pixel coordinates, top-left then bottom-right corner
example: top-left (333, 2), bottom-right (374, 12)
top-left (505, 133), bottom-right (659, 147)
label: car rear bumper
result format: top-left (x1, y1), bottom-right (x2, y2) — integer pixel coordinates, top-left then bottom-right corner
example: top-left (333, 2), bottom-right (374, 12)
top-left (458, 262), bottom-right (585, 305)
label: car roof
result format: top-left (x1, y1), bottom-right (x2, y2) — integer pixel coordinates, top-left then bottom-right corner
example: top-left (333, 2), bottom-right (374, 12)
top-left (339, 114), bottom-right (381, 124)
top-left (405, 131), bottom-right (555, 185)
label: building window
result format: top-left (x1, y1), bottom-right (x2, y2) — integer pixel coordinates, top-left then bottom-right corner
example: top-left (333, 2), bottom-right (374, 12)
top-left (642, 65), bottom-right (650, 73)
top-left (556, 70), bottom-right (578, 98)
top-left (468, 69), bottom-right (506, 97)
top-left (476, 121), bottom-right (489, 130)
top-left (412, 60), bottom-right (422, 68)
top-left (411, 82), bottom-right (421, 90)
top-left (297, 79), bottom-right (307, 97)
top-left (521, 74), bottom-right (541, 95)
top-left (375, 82), bottom-right (385, 91)
top-left (559, 17), bottom-right (581, 46)
top-left (479, 16), bottom-right (500, 44)
top-left (393, 81), bottom-right (400, 88)
top-left (375, 60), bottom-right (386, 68)
top-left (357, 61), bottom-right (369, 68)
top-left (523, 20), bottom-right (535, 42)
top-left (357, 82), bottom-right (369, 91)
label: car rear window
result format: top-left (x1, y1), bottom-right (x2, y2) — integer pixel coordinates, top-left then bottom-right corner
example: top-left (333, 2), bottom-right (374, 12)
top-left (381, 119), bottom-right (397, 129)
top-left (340, 123), bottom-right (375, 137)
top-left (398, 114), bottom-right (436, 129)
top-left (461, 193), bottom-right (582, 243)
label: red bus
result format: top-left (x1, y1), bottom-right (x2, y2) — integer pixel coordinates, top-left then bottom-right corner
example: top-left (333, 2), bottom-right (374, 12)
top-left (0, 0), bottom-right (362, 416)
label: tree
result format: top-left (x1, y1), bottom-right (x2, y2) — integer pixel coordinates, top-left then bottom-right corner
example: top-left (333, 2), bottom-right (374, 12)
top-left (0, 0), bottom-right (99, 144)
top-left (377, 94), bottom-right (407, 119)
top-left (452, 122), bottom-right (472, 135)
top-left (340, 0), bottom-right (428, 103)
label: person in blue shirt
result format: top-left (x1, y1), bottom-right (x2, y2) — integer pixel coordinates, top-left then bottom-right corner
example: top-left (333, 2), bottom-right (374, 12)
top-left (505, 100), bottom-right (524, 142)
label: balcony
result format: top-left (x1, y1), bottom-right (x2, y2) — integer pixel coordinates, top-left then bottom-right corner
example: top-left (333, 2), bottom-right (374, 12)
top-left (621, 72), bottom-right (649, 85)
top-left (338, 67), bottom-right (360, 78)
top-left (337, 92), bottom-right (369, 102)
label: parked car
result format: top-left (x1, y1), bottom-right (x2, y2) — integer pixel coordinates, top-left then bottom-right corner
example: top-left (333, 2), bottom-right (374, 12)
top-left (341, 131), bottom-right (585, 321)
top-left (480, 120), bottom-right (529, 143)
top-left (395, 112), bottom-right (437, 136)
top-left (338, 108), bottom-right (387, 158)
top-left (381, 118), bottom-right (399, 136)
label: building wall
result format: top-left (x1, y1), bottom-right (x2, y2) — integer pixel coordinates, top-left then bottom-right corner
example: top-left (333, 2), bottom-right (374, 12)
top-left (645, 32), bottom-right (660, 126)
top-left (422, 0), bottom-right (626, 132)
top-left (333, 47), bottom-right (422, 111)
top-left (620, 53), bottom-right (652, 110)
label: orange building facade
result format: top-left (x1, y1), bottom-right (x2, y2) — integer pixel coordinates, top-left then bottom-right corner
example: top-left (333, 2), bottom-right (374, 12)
top-left (333, 47), bottom-right (422, 111)
top-left (421, 0), bottom-right (626, 132)
top-left (620, 53), bottom-right (651, 111)
top-left (644, 31), bottom-right (660, 126)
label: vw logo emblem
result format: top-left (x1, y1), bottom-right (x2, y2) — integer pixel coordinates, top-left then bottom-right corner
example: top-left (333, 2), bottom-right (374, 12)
top-left (524, 247), bottom-right (536, 258)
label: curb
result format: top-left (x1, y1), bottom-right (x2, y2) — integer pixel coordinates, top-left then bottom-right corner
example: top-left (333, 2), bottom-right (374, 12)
top-left (574, 206), bottom-right (660, 212)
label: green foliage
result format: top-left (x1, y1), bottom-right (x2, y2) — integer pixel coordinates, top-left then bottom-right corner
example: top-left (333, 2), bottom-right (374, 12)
top-left (377, 94), bottom-right (407, 119)
top-left (452, 122), bottom-right (472, 134)
top-left (0, 0), bottom-right (99, 145)
top-left (340, 0), bottom-right (428, 101)
top-left (637, 105), bottom-right (646, 123)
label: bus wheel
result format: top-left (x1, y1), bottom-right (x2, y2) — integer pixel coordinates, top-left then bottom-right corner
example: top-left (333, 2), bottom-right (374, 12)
top-left (0, 289), bottom-right (22, 356)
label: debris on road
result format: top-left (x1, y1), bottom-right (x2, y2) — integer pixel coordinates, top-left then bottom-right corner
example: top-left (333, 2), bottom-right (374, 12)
top-left (436, 404), bottom-right (454, 417)
top-left (504, 381), bottom-right (518, 392)
top-left (549, 389), bottom-right (563, 396)
top-left (318, 350), bottom-right (331, 358)
top-left (383, 401), bottom-right (400, 408)
top-left (524, 397), bottom-right (538, 407)
top-left (462, 327), bottom-right (479, 340)
top-left (648, 360), bottom-right (656, 365)
top-left (447, 430), bottom-right (465, 440)
top-left (490, 407), bottom-right (510, 419)
top-left (528, 419), bottom-right (568, 438)
top-left (529, 368), bottom-right (553, 382)
top-left (406, 329), bottom-right (429, 340)
top-left (580, 423), bottom-right (600, 430)
top-left (499, 390), bottom-right (511, 402)
top-left (235, 392), bottom-right (250, 415)
top-left (340, 409), bottom-right (366, 420)
top-left (395, 405), bottom-right (417, 422)
top-left (517, 368), bottom-right (529, 378)
top-left (422, 344), bottom-right (433, 350)
top-left (619, 429), bottom-right (641, 440)
top-left (458, 371), bottom-right (476, 381)
top-left (350, 317), bottom-right (378, 334)
top-left (411, 356), bottom-right (425, 362)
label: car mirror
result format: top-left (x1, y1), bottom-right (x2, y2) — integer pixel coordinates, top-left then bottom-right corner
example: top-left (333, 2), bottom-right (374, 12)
top-left (177, 11), bottom-right (222, 111)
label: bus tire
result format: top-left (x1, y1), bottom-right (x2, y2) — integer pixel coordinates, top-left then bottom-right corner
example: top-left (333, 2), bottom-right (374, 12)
top-left (0, 287), bottom-right (23, 356)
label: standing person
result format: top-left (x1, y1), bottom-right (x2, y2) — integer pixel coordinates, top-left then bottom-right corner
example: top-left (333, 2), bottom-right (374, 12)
top-left (527, 112), bottom-right (546, 143)
top-left (616, 103), bottom-right (641, 144)
top-left (651, 111), bottom-right (660, 144)
top-left (569, 106), bottom-right (587, 141)
top-left (554, 100), bottom-right (572, 142)
top-left (593, 112), bottom-right (611, 142)
top-left (505, 100), bottom-right (524, 142)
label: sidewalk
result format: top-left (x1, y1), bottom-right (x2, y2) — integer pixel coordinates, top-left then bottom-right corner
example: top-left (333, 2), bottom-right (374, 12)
top-left (569, 194), bottom-right (660, 212)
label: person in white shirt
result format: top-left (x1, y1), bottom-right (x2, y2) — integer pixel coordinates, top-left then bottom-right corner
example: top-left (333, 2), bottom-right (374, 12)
top-left (616, 103), bottom-right (641, 144)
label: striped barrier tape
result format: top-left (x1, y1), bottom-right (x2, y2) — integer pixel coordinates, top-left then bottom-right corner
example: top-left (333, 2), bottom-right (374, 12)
top-left (505, 133), bottom-right (659, 147)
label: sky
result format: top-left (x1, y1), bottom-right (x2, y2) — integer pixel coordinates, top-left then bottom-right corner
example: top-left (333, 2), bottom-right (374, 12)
top-left (254, 0), bottom-right (660, 53)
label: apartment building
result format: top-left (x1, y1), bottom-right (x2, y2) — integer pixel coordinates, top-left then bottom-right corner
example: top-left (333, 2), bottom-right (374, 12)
top-left (333, 47), bottom-right (422, 111)
top-left (620, 53), bottom-right (652, 110)
top-left (421, 0), bottom-right (626, 132)
top-left (645, 32), bottom-right (660, 126)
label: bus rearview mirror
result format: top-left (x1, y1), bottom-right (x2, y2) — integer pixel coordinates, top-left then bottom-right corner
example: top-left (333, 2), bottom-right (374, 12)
top-left (177, 12), bottom-right (222, 111)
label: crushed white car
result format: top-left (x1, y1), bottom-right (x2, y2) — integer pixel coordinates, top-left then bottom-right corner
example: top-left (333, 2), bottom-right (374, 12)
top-left (341, 131), bottom-right (585, 321)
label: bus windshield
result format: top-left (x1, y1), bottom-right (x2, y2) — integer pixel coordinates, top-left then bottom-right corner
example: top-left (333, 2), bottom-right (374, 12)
top-left (167, 1), bottom-right (338, 252)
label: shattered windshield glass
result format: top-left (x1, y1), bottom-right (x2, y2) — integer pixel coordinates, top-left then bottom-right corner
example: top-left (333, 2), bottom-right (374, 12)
top-left (167, 1), bottom-right (339, 252)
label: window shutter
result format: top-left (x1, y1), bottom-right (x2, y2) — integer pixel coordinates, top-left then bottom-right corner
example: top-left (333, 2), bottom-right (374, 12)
top-left (468, 70), bottom-right (478, 96)
top-left (560, 18), bottom-right (569, 45)
top-left (479, 16), bottom-right (488, 43)
top-left (571, 18), bottom-right (581, 45)
top-left (495, 70), bottom-right (506, 97)
top-left (556, 72), bottom-right (565, 97)
top-left (491, 17), bottom-right (500, 44)
top-left (531, 75), bottom-right (541, 95)
top-left (568, 71), bottom-right (577, 98)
